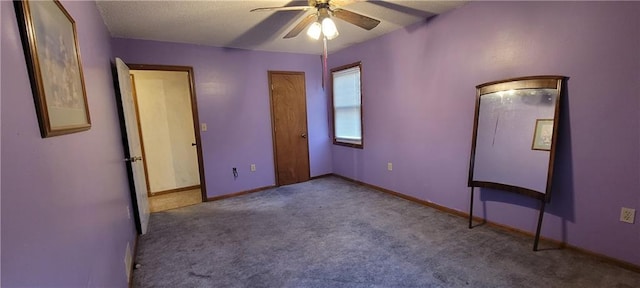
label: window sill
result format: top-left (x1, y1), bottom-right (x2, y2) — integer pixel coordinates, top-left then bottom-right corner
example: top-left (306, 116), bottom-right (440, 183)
top-left (333, 138), bottom-right (363, 149)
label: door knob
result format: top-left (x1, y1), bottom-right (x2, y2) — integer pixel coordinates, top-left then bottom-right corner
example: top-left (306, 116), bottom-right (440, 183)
top-left (301, 133), bottom-right (307, 139)
top-left (192, 143), bottom-right (197, 146)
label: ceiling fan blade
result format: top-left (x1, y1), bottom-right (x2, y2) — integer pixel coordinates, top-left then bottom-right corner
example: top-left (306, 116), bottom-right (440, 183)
top-left (332, 8), bottom-right (380, 30)
top-left (284, 13), bottom-right (318, 39)
top-left (250, 6), bottom-right (312, 12)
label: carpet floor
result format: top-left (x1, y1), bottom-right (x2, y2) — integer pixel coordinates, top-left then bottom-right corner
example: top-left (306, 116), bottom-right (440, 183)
top-left (132, 176), bottom-right (640, 287)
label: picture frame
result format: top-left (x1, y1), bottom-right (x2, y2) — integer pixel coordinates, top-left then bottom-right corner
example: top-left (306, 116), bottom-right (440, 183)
top-left (531, 119), bottom-right (554, 151)
top-left (14, 0), bottom-right (91, 138)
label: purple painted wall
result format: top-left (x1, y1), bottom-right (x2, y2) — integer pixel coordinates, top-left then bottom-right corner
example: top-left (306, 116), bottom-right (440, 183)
top-left (111, 39), bottom-right (332, 198)
top-left (329, 1), bottom-right (640, 266)
top-left (1, 1), bottom-right (137, 286)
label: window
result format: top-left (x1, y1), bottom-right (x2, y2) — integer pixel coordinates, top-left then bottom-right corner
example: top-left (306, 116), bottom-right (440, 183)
top-left (331, 62), bottom-right (363, 148)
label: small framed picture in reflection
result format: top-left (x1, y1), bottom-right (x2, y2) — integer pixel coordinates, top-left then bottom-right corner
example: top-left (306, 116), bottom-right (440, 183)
top-left (532, 119), bottom-right (553, 151)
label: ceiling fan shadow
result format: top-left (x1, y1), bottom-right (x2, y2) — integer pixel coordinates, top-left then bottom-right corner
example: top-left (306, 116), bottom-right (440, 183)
top-left (227, 1), bottom-right (309, 49)
top-left (367, 1), bottom-right (437, 32)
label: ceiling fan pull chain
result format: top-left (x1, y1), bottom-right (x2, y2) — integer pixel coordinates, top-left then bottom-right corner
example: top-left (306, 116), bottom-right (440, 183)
top-left (323, 36), bottom-right (328, 88)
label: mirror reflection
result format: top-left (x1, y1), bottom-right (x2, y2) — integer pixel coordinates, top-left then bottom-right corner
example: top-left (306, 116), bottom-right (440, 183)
top-left (469, 76), bottom-right (564, 197)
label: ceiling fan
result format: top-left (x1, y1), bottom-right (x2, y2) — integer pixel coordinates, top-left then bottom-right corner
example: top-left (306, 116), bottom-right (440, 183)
top-left (250, 0), bottom-right (381, 40)
top-left (251, 0), bottom-right (380, 88)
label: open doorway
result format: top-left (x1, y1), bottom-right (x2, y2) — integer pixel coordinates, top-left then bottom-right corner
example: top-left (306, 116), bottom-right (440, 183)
top-left (129, 65), bottom-right (206, 212)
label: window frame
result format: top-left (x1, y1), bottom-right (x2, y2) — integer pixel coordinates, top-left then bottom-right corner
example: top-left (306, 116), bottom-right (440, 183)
top-left (331, 61), bottom-right (364, 149)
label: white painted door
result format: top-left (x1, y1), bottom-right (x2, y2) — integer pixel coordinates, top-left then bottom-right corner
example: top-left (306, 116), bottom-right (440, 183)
top-left (115, 58), bottom-right (150, 234)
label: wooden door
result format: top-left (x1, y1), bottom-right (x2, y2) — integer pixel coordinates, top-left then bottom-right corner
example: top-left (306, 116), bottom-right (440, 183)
top-left (269, 71), bottom-right (310, 186)
top-left (114, 58), bottom-right (150, 234)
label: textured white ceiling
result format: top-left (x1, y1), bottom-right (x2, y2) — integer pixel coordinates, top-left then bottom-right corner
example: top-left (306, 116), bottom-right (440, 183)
top-left (96, 1), bottom-right (466, 55)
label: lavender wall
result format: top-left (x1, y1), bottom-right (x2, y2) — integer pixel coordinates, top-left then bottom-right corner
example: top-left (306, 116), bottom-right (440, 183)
top-left (111, 39), bottom-right (332, 198)
top-left (329, 1), bottom-right (640, 265)
top-left (1, 1), bottom-right (137, 286)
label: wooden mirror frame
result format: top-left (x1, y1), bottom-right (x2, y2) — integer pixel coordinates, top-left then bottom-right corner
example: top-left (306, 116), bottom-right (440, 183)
top-left (467, 75), bottom-right (567, 251)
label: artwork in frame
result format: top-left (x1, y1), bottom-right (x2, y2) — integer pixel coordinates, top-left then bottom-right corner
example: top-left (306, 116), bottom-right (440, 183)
top-left (14, 0), bottom-right (91, 138)
top-left (531, 119), bottom-right (554, 151)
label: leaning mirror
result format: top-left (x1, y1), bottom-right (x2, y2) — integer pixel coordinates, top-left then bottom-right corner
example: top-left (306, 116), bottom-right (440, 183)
top-left (467, 75), bottom-right (566, 250)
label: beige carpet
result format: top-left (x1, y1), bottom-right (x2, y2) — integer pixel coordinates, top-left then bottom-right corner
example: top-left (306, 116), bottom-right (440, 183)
top-left (149, 189), bottom-right (202, 212)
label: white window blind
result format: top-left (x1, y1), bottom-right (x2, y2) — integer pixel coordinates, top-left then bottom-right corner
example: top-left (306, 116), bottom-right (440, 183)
top-left (332, 65), bottom-right (362, 146)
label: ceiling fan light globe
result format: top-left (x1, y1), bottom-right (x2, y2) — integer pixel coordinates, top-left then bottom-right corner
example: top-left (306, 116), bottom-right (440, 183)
top-left (322, 17), bottom-right (339, 40)
top-left (307, 22), bottom-right (322, 40)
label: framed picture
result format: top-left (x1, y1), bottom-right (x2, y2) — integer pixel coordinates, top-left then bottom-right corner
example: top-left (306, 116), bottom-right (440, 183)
top-left (15, 0), bottom-right (91, 138)
top-left (531, 119), bottom-right (554, 151)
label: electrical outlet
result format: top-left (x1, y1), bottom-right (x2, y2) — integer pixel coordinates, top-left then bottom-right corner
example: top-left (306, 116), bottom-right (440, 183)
top-left (126, 206), bottom-right (131, 220)
top-left (250, 164), bottom-right (256, 172)
top-left (387, 162), bottom-right (393, 171)
top-left (201, 123), bottom-right (207, 131)
top-left (620, 207), bottom-right (635, 224)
